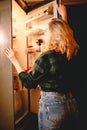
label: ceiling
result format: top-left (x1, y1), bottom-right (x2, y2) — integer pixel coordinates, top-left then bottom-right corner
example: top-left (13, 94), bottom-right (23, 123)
top-left (15, 0), bottom-right (54, 14)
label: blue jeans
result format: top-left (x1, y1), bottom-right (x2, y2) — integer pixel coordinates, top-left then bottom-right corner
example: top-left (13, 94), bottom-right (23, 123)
top-left (38, 91), bottom-right (79, 130)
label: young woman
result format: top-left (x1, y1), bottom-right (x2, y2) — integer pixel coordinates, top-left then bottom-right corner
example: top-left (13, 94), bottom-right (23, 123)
top-left (5, 3), bottom-right (80, 130)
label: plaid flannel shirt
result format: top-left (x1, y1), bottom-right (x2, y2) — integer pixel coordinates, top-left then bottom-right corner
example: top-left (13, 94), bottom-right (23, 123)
top-left (19, 50), bottom-right (70, 92)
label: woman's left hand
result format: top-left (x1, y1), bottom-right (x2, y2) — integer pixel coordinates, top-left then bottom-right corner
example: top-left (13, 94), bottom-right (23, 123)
top-left (5, 48), bottom-right (23, 73)
top-left (5, 48), bottom-right (17, 64)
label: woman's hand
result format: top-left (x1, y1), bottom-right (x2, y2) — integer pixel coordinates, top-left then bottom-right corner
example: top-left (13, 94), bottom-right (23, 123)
top-left (5, 48), bottom-right (23, 73)
top-left (56, 2), bottom-right (67, 22)
top-left (5, 48), bottom-right (17, 64)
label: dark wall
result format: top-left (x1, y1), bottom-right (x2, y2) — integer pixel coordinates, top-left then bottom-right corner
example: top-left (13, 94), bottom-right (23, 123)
top-left (67, 4), bottom-right (87, 130)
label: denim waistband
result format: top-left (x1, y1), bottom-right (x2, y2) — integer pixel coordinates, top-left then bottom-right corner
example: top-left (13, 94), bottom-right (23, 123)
top-left (41, 91), bottom-right (73, 99)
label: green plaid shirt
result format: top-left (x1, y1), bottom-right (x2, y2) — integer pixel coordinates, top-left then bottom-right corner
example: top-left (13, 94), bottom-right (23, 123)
top-left (19, 50), bottom-right (70, 92)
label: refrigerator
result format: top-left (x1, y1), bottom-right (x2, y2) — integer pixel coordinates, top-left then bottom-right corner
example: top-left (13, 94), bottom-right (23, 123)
top-left (25, 0), bottom-right (58, 113)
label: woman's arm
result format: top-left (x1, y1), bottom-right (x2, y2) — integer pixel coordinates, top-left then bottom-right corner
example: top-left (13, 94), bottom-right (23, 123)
top-left (5, 48), bottom-right (23, 74)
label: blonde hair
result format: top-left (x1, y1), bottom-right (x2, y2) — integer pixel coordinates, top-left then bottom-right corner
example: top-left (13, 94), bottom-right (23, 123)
top-left (45, 18), bottom-right (80, 60)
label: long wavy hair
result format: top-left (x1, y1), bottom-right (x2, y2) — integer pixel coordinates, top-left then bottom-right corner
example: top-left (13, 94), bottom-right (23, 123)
top-left (45, 18), bottom-right (80, 60)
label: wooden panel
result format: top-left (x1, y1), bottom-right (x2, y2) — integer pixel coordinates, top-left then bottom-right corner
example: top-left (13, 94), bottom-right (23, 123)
top-left (62, 0), bottom-right (87, 5)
